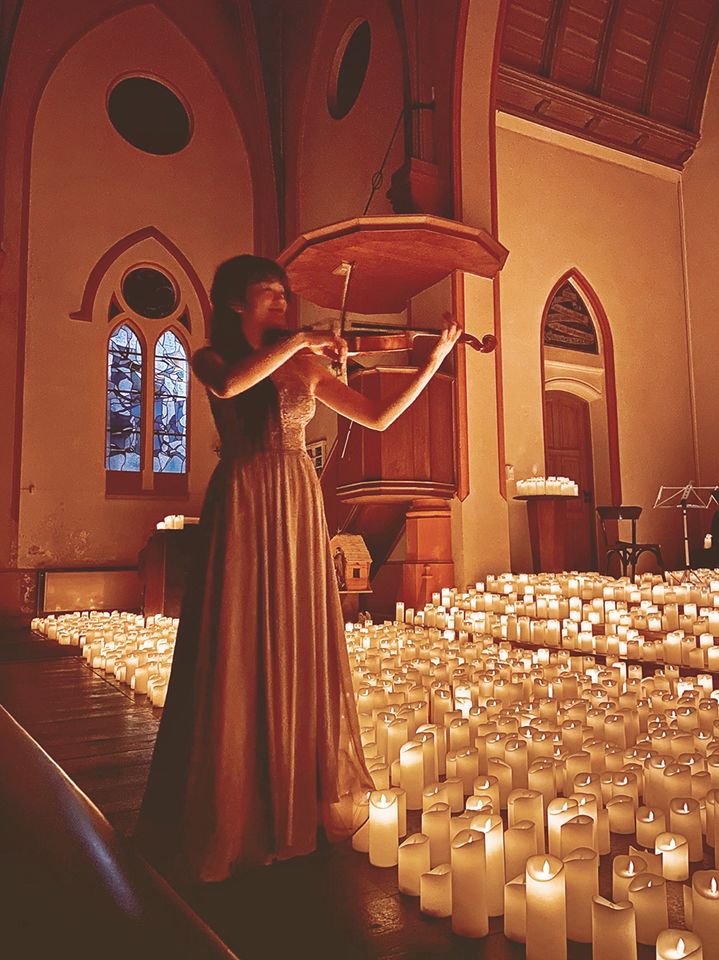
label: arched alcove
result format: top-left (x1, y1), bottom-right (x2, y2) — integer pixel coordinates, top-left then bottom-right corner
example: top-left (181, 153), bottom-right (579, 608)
top-left (541, 270), bottom-right (621, 571)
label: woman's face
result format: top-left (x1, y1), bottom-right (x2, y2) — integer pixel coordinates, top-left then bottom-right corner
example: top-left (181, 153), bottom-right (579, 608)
top-left (232, 279), bottom-right (288, 330)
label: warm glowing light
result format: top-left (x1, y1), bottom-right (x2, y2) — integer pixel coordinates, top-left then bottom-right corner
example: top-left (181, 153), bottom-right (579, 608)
top-left (681, 803), bottom-right (689, 813)
top-left (628, 860), bottom-right (635, 875)
top-left (677, 938), bottom-right (685, 953)
top-left (541, 859), bottom-right (551, 877)
top-left (484, 818), bottom-right (491, 831)
top-left (648, 811), bottom-right (655, 822)
top-left (711, 877), bottom-right (718, 895)
top-left (668, 837), bottom-right (676, 850)
top-left (378, 793), bottom-right (390, 807)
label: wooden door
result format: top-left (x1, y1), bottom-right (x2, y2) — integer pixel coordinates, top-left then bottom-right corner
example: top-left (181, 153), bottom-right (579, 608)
top-left (544, 391), bottom-right (596, 571)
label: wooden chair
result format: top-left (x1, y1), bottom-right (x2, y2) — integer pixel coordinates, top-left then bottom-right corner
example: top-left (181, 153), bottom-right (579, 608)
top-left (596, 505), bottom-right (664, 578)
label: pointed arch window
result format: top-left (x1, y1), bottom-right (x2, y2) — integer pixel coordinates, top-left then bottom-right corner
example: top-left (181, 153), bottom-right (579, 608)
top-left (153, 330), bottom-right (188, 473)
top-left (543, 281), bottom-right (598, 355)
top-left (106, 325), bottom-right (143, 471)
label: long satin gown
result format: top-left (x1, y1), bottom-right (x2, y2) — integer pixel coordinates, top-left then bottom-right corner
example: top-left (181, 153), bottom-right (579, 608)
top-left (135, 362), bottom-right (373, 881)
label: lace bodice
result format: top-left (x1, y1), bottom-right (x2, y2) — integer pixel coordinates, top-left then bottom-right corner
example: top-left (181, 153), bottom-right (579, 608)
top-left (210, 362), bottom-right (316, 457)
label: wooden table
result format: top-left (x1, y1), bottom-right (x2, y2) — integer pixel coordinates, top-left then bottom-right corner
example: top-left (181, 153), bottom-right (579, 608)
top-left (514, 494), bottom-right (577, 574)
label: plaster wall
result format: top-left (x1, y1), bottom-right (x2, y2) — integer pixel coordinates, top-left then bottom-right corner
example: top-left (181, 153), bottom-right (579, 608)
top-left (496, 115), bottom-right (694, 569)
top-left (18, 5), bottom-right (253, 567)
top-left (682, 66), bottom-right (719, 487)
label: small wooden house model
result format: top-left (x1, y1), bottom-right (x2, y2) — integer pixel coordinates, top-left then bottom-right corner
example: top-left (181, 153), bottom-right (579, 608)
top-left (329, 534), bottom-right (372, 592)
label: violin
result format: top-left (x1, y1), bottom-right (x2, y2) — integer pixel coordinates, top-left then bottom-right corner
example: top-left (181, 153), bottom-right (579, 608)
top-left (263, 325), bottom-right (497, 356)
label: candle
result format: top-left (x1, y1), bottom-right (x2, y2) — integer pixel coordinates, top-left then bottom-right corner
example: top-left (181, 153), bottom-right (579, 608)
top-left (686, 870), bottom-right (719, 956)
top-left (451, 829), bottom-right (489, 938)
top-left (503, 875), bottom-right (526, 943)
top-left (368, 791), bottom-right (399, 867)
top-left (606, 795), bottom-right (636, 834)
top-left (507, 788), bottom-right (545, 853)
top-left (560, 815), bottom-right (594, 857)
top-left (655, 929), bottom-right (703, 960)
top-left (636, 805), bottom-right (666, 849)
top-left (399, 740), bottom-right (425, 810)
top-left (421, 801), bottom-right (451, 867)
top-left (504, 819), bottom-right (538, 883)
top-left (398, 833), bottom-right (431, 896)
top-left (473, 775), bottom-right (501, 813)
top-left (420, 863), bottom-right (452, 917)
top-left (627, 873), bottom-right (668, 945)
top-left (563, 847), bottom-right (597, 943)
top-left (389, 786), bottom-right (408, 838)
top-left (591, 897), bottom-right (637, 960)
top-left (525, 855), bottom-right (566, 960)
top-left (470, 814), bottom-right (505, 916)
top-left (655, 832), bottom-right (689, 881)
top-left (351, 790), bottom-right (371, 852)
top-left (612, 854), bottom-right (647, 901)
top-left (669, 798), bottom-right (703, 861)
top-left (547, 798), bottom-right (579, 857)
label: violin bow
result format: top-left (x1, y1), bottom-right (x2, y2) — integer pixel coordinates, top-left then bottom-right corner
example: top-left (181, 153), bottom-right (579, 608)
top-left (334, 260), bottom-right (355, 458)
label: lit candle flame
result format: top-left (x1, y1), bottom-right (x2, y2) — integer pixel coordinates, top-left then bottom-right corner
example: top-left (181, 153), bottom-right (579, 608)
top-left (627, 860), bottom-right (635, 875)
top-left (711, 877), bottom-right (718, 895)
top-left (681, 803), bottom-right (689, 813)
top-left (677, 938), bottom-right (685, 953)
top-left (668, 837), bottom-right (676, 850)
top-left (541, 859), bottom-right (551, 876)
top-left (648, 811), bottom-right (655, 822)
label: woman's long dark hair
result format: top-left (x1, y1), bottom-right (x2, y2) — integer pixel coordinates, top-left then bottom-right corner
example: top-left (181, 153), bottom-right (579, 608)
top-left (208, 255), bottom-right (291, 451)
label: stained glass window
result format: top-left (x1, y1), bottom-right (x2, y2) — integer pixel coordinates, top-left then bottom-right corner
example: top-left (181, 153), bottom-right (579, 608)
top-left (153, 330), bottom-right (188, 473)
top-left (106, 325), bottom-right (142, 471)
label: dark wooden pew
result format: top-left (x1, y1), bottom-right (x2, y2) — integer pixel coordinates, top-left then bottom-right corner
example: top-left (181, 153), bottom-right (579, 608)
top-left (0, 704), bottom-right (239, 960)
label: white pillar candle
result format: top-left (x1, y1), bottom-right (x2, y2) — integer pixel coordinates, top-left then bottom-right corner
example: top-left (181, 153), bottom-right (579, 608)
top-left (398, 833), bottom-right (431, 896)
top-left (368, 790), bottom-right (399, 867)
top-left (636, 805), bottom-right (666, 849)
top-left (547, 797), bottom-right (579, 857)
top-left (612, 854), bottom-right (647, 901)
top-left (351, 790), bottom-right (371, 852)
top-left (470, 814), bottom-right (505, 916)
top-left (628, 873), bottom-right (669, 945)
top-left (606, 795), bottom-right (636, 834)
top-left (563, 847), bottom-right (598, 943)
top-left (389, 786), bottom-right (407, 838)
top-left (655, 929), bottom-right (703, 960)
top-left (422, 781), bottom-right (448, 812)
top-left (399, 740), bottom-right (425, 810)
top-left (525, 855), bottom-right (566, 960)
top-left (504, 737), bottom-right (529, 788)
top-left (487, 757), bottom-right (513, 808)
top-left (473, 775), bottom-right (501, 813)
top-left (421, 801), bottom-right (451, 867)
top-left (444, 776), bottom-right (465, 814)
top-left (504, 819), bottom-right (538, 883)
top-left (503, 875), bottom-right (526, 943)
top-left (446, 747), bottom-right (479, 795)
top-left (687, 870), bottom-right (719, 956)
top-left (507, 787), bottom-right (545, 853)
top-left (560, 815), bottom-right (594, 857)
top-left (591, 897), bottom-right (637, 960)
top-left (451, 829), bottom-right (489, 938)
top-left (669, 798), bottom-right (703, 861)
top-left (528, 758), bottom-right (558, 807)
top-left (420, 863), bottom-right (452, 917)
top-left (655, 832), bottom-right (689, 881)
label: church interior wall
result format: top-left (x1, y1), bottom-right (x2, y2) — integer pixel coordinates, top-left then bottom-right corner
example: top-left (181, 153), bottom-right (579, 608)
top-left (13, 5), bottom-right (256, 569)
top-left (496, 114), bottom-right (695, 570)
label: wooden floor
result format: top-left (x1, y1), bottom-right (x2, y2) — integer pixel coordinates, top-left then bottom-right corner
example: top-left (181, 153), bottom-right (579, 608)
top-left (0, 630), bottom-right (697, 959)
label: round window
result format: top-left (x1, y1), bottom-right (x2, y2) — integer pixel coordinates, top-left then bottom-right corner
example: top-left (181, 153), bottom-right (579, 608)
top-left (122, 267), bottom-right (178, 319)
top-left (108, 77), bottom-right (191, 155)
top-left (328, 20), bottom-right (371, 120)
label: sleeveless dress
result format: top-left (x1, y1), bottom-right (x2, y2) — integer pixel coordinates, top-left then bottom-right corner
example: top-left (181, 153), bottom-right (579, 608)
top-left (135, 362), bottom-right (373, 881)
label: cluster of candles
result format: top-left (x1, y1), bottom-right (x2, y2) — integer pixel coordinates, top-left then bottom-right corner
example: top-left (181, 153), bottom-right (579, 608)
top-left (33, 568), bottom-right (719, 954)
top-left (515, 476), bottom-right (579, 496)
top-left (31, 610), bottom-right (176, 707)
top-left (156, 514), bottom-right (186, 530)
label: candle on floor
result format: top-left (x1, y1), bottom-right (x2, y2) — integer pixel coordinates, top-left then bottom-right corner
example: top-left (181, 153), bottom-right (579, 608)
top-left (389, 786), bottom-right (407, 838)
top-left (686, 871), bottom-right (719, 956)
top-left (504, 819), bottom-right (538, 882)
top-left (606, 794), bottom-right (636, 834)
top-left (591, 897), bottom-right (637, 960)
top-left (473, 775), bottom-right (501, 813)
top-left (525, 855), bottom-right (566, 960)
top-left (398, 833), bottom-right (431, 896)
top-left (420, 863), bottom-right (452, 917)
top-left (669, 798), bottom-right (703, 861)
top-left (351, 790), bottom-right (371, 852)
top-left (368, 791), bottom-right (399, 867)
top-left (547, 798), bottom-right (579, 857)
top-left (470, 814), bottom-right (505, 916)
top-left (560, 815), bottom-right (594, 857)
top-left (563, 847), bottom-right (597, 943)
top-left (451, 829), bottom-right (489, 938)
top-left (503, 875), bottom-right (526, 943)
top-left (655, 929), bottom-right (703, 960)
top-left (612, 854), bottom-right (647, 901)
top-left (655, 832), bottom-right (689, 881)
top-left (421, 801), bottom-right (451, 867)
top-left (636, 806), bottom-right (666, 849)
top-left (399, 740), bottom-right (425, 810)
top-left (507, 788), bottom-right (545, 853)
top-left (627, 873), bottom-right (669, 945)
top-left (444, 776), bottom-right (465, 814)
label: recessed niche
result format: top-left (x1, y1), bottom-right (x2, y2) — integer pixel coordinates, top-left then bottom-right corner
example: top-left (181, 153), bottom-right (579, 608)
top-left (108, 77), bottom-right (191, 155)
top-left (122, 267), bottom-right (178, 319)
top-left (328, 20), bottom-right (371, 120)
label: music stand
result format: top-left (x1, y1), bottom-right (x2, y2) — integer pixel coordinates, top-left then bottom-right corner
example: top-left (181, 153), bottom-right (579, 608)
top-left (654, 484), bottom-right (719, 578)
